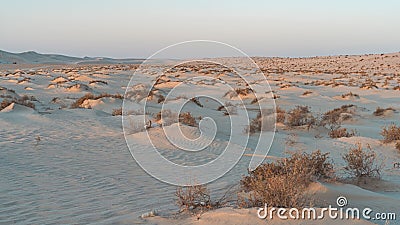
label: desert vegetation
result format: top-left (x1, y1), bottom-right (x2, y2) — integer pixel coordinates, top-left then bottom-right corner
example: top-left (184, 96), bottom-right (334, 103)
top-left (328, 127), bottom-right (356, 138)
top-left (0, 95), bottom-right (36, 110)
top-left (175, 184), bottom-right (231, 216)
top-left (286, 105), bottom-right (315, 128)
top-left (111, 108), bottom-right (122, 116)
top-left (239, 150), bottom-right (333, 208)
top-left (342, 143), bottom-right (383, 179)
top-left (373, 107), bottom-right (395, 116)
top-left (381, 124), bottom-right (400, 143)
top-left (179, 112), bottom-right (197, 127)
top-left (70, 93), bottom-right (123, 108)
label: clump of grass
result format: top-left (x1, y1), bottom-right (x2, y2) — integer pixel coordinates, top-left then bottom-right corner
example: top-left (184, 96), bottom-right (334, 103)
top-left (328, 127), bottom-right (356, 138)
top-left (175, 184), bottom-right (230, 215)
top-left (341, 92), bottom-right (359, 98)
top-left (235, 88), bottom-right (253, 96)
top-left (0, 97), bottom-right (36, 110)
top-left (381, 124), bottom-right (400, 143)
top-left (190, 97), bottom-right (203, 107)
top-left (176, 184), bottom-right (211, 213)
top-left (89, 80), bottom-right (108, 85)
top-left (276, 106), bottom-right (286, 123)
top-left (321, 104), bottom-right (354, 129)
top-left (342, 143), bottom-right (382, 179)
top-left (156, 94), bottom-right (165, 103)
top-left (239, 150), bottom-right (334, 208)
top-left (247, 112), bottom-right (262, 134)
top-left (223, 88), bottom-right (253, 99)
top-left (396, 142), bottom-right (400, 152)
top-left (112, 108), bottom-right (122, 116)
top-left (71, 93), bottom-right (123, 108)
top-left (286, 105), bottom-right (315, 128)
top-left (373, 107), bottom-right (395, 116)
top-left (179, 112), bottom-right (197, 127)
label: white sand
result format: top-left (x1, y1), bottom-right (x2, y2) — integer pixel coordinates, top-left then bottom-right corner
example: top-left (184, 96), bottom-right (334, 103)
top-left (0, 53), bottom-right (399, 224)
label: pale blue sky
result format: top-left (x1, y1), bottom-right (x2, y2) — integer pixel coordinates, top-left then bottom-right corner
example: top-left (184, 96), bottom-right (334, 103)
top-left (1, 0), bottom-right (399, 58)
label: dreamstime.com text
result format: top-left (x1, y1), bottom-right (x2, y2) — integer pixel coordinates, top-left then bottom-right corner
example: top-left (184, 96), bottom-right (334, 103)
top-left (257, 196), bottom-right (396, 221)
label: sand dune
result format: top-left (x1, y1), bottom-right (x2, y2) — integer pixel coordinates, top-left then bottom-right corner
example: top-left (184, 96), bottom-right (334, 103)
top-left (1, 53), bottom-right (399, 224)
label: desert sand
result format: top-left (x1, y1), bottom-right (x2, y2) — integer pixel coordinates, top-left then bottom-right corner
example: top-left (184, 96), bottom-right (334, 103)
top-left (1, 53), bottom-right (399, 224)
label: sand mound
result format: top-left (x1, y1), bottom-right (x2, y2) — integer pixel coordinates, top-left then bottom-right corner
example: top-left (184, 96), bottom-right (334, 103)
top-left (0, 102), bottom-right (35, 113)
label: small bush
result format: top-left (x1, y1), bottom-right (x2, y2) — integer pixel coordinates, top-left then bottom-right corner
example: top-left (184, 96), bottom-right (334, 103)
top-left (373, 107), bottom-right (395, 116)
top-left (247, 112), bottom-right (262, 134)
top-left (342, 143), bottom-right (382, 178)
top-left (112, 108), bottom-right (122, 116)
top-left (156, 94), bottom-right (165, 103)
top-left (235, 88), bottom-right (253, 96)
top-left (0, 97), bottom-right (36, 110)
top-left (190, 97), bottom-right (203, 107)
top-left (89, 80), bottom-right (108, 85)
top-left (176, 184), bottom-right (229, 214)
top-left (71, 93), bottom-right (94, 108)
top-left (396, 142), bottom-right (400, 152)
top-left (176, 185), bottom-right (211, 213)
top-left (71, 93), bottom-right (123, 108)
top-left (179, 112), bottom-right (197, 127)
top-left (276, 106), bottom-right (286, 123)
top-left (395, 141), bottom-right (400, 151)
top-left (381, 124), bottom-right (400, 143)
top-left (286, 105), bottom-right (315, 128)
top-left (341, 92), bottom-right (359, 98)
top-left (328, 127), bottom-right (356, 138)
top-left (321, 105), bottom-right (354, 129)
top-left (240, 150), bottom-right (333, 208)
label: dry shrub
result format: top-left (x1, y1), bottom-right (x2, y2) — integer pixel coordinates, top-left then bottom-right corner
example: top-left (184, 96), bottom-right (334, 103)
top-left (0, 97), bottom-right (36, 110)
top-left (246, 110), bottom-right (276, 133)
top-left (235, 88), bottom-right (253, 96)
top-left (286, 105), bottom-right (315, 128)
top-left (176, 184), bottom-right (229, 214)
top-left (373, 107), bottom-right (395, 116)
top-left (224, 88), bottom-right (253, 99)
top-left (156, 94), bottom-right (165, 103)
top-left (381, 124), bottom-right (400, 143)
top-left (250, 98), bottom-right (258, 104)
top-left (112, 108), bottom-right (122, 116)
top-left (179, 112), bottom-right (197, 127)
top-left (328, 127), bottom-right (356, 138)
top-left (71, 93), bottom-right (123, 108)
top-left (396, 142), bottom-right (400, 152)
top-left (321, 104), bottom-right (354, 129)
top-left (302, 91), bottom-right (313, 96)
top-left (154, 109), bottom-right (177, 126)
top-left (276, 106), bottom-right (286, 123)
top-left (239, 150), bottom-right (333, 208)
top-left (176, 185), bottom-right (211, 213)
top-left (341, 92), bottom-right (359, 98)
top-left (70, 93), bottom-right (94, 108)
top-left (342, 143), bottom-right (382, 179)
top-left (89, 80), bottom-right (108, 85)
top-left (247, 112), bottom-right (262, 134)
top-left (190, 97), bottom-right (203, 107)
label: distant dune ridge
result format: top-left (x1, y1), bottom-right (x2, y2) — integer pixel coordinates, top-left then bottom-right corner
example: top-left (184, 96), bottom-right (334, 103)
top-left (0, 50), bottom-right (146, 64)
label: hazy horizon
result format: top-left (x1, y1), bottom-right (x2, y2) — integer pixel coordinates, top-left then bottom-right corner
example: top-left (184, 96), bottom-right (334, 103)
top-left (1, 0), bottom-right (399, 58)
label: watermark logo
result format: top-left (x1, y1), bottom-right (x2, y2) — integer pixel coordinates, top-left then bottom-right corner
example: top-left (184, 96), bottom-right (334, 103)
top-left (257, 196), bottom-right (396, 221)
top-left (122, 40), bottom-right (275, 186)
top-left (336, 196), bottom-right (348, 207)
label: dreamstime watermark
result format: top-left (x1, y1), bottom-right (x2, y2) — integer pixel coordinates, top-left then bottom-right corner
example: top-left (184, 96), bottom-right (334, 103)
top-left (122, 40), bottom-right (276, 186)
top-left (257, 196), bottom-right (397, 221)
